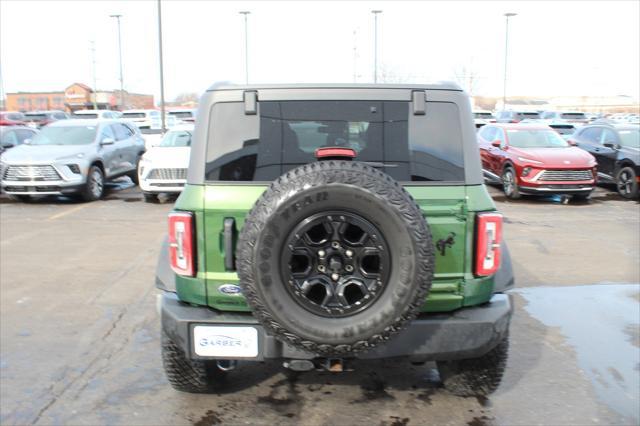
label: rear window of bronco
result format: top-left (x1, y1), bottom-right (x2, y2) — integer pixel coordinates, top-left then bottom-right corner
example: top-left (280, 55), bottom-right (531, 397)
top-left (205, 100), bottom-right (465, 182)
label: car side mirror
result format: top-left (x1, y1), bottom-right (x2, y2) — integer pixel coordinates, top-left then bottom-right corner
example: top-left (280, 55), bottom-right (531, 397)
top-left (491, 140), bottom-right (501, 148)
top-left (567, 140), bottom-right (577, 146)
top-left (100, 137), bottom-right (115, 146)
top-left (603, 142), bottom-right (618, 149)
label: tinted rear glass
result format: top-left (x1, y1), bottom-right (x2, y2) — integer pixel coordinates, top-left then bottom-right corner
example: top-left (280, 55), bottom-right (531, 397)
top-left (205, 100), bottom-right (464, 182)
top-left (73, 113), bottom-right (98, 119)
top-left (519, 112), bottom-right (540, 119)
top-left (474, 112), bottom-right (493, 119)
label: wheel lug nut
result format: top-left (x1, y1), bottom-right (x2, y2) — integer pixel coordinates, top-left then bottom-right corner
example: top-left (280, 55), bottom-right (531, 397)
top-left (318, 265), bottom-right (326, 272)
top-left (318, 250), bottom-right (325, 257)
top-left (331, 273), bottom-right (339, 281)
top-left (332, 241), bottom-right (340, 249)
top-left (345, 265), bottom-right (354, 272)
top-left (345, 250), bottom-right (353, 258)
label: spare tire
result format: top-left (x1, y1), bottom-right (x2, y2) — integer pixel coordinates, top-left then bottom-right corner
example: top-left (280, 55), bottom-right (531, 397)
top-left (236, 161), bottom-right (434, 356)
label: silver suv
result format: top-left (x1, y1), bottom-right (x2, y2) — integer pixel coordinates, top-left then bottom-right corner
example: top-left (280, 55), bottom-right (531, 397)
top-left (0, 119), bottom-right (145, 201)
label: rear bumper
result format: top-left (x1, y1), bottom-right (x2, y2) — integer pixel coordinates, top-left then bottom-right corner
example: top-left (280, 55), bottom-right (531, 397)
top-left (160, 292), bottom-right (513, 362)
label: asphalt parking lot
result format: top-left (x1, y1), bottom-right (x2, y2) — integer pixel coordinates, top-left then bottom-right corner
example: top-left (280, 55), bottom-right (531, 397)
top-left (1, 182), bottom-right (639, 426)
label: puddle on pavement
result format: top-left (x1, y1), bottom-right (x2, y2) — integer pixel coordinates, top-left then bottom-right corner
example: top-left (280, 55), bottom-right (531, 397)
top-left (515, 284), bottom-right (640, 421)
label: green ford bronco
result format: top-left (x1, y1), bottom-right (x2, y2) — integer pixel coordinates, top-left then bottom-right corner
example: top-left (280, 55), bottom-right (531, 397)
top-left (156, 83), bottom-right (514, 396)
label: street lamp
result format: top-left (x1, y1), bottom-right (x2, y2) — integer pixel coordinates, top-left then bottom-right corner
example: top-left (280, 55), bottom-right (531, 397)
top-left (239, 11), bottom-right (250, 85)
top-left (371, 10), bottom-right (382, 83)
top-left (157, 0), bottom-right (166, 133)
top-left (109, 14), bottom-right (125, 110)
top-left (502, 12), bottom-right (517, 110)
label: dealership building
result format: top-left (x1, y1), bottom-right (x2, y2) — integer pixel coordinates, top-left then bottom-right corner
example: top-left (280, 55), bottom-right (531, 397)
top-left (5, 83), bottom-right (154, 113)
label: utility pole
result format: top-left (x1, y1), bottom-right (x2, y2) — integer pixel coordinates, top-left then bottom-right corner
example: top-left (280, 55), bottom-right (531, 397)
top-left (90, 41), bottom-right (98, 110)
top-left (352, 29), bottom-right (358, 83)
top-left (0, 62), bottom-right (5, 111)
top-left (502, 12), bottom-right (517, 110)
top-left (371, 10), bottom-right (382, 83)
top-left (157, 0), bottom-right (166, 133)
top-left (239, 11), bottom-right (250, 85)
top-left (110, 14), bottom-right (125, 110)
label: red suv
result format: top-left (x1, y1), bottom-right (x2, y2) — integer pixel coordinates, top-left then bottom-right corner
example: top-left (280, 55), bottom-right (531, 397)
top-left (477, 124), bottom-right (597, 200)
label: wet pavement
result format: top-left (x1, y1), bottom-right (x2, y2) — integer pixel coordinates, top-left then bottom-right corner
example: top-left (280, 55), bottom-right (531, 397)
top-left (515, 284), bottom-right (640, 422)
top-left (1, 184), bottom-right (639, 425)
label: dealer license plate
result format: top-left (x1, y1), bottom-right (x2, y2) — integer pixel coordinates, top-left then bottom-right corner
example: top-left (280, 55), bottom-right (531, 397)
top-left (193, 325), bottom-right (258, 358)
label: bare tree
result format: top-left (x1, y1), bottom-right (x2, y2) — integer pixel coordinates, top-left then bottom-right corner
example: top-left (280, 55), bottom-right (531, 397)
top-left (452, 61), bottom-right (482, 96)
top-left (173, 92), bottom-right (199, 104)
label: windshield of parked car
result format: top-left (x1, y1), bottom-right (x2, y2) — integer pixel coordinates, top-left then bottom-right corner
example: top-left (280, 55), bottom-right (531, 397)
top-left (24, 113), bottom-right (47, 120)
top-left (2, 113), bottom-right (24, 120)
top-left (73, 113), bottom-right (98, 119)
top-left (168, 111), bottom-right (193, 118)
top-left (159, 130), bottom-right (192, 147)
top-left (474, 112), bottom-right (493, 119)
top-left (618, 129), bottom-right (640, 148)
top-left (507, 129), bottom-right (569, 148)
top-left (561, 113), bottom-right (586, 120)
top-left (123, 112), bottom-right (146, 118)
top-left (29, 125), bottom-right (97, 145)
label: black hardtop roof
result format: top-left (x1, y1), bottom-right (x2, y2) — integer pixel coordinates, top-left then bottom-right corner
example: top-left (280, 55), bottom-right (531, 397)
top-left (206, 82), bottom-right (463, 92)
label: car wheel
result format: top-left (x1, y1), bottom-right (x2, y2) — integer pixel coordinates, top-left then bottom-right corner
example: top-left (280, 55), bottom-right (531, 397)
top-left (143, 192), bottom-right (157, 203)
top-left (572, 192), bottom-right (592, 201)
top-left (437, 334), bottom-right (509, 397)
top-left (502, 167), bottom-right (521, 199)
top-left (128, 156), bottom-right (141, 186)
top-left (9, 195), bottom-right (32, 202)
top-left (81, 165), bottom-right (105, 202)
top-left (616, 166), bottom-right (638, 199)
top-left (161, 329), bottom-right (226, 393)
top-left (236, 161), bottom-right (434, 356)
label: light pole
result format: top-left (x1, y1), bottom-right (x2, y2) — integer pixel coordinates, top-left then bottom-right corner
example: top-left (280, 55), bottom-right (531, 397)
top-left (371, 10), bottom-right (382, 83)
top-left (90, 41), bottom-right (98, 110)
top-left (157, 0), bottom-right (166, 133)
top-left (502, 12), bottom-right (517, 110)
top-left (239, 11), bottom-right (250, 85)
top-left (109, 14), bottom-right (125, 110)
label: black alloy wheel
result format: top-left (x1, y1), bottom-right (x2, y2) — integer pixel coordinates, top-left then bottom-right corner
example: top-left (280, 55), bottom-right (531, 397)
top-left (282, 211), bottom-right (391, 318)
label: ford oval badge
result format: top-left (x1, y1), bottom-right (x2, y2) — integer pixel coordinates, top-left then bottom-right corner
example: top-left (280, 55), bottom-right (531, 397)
top-left (218, 284), bottom-right (242, 296)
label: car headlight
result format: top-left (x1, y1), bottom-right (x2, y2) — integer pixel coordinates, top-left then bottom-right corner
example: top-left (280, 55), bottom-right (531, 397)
top-left (517, 157), bottom-right (544, 165)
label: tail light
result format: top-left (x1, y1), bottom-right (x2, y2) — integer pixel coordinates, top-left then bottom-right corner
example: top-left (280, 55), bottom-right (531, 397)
top-left (168, 211), bottom-right (196, 276)
top-left (475, 212), bottom-right (503, 276)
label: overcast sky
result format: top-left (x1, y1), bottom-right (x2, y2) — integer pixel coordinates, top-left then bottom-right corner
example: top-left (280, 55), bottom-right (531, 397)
top-left (1, 0), bottom-right (638, 102)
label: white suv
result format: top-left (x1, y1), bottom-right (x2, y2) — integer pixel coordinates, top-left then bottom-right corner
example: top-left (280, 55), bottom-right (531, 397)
top-left (138, 124), bottom-right (193, 202)
top-left (122, 109), bottom-right (177, 130)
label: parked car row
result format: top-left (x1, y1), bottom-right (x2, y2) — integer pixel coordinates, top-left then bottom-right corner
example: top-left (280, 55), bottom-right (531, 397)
top-left (1, 112), bottom-right (636, 203)
top-left (0, 119), bottom-right (192, 202)
top-left (478, 122), bottom-right (639, 199)
top-left (0, 108), bottom-right (198, 129)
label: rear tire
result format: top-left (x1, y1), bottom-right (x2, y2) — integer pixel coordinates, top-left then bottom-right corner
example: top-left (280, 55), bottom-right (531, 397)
top-left (161, 329), bottom-right (226, 393)
top-left (9, 195), bottom-right (32, 202)
top-left (143, 192), bottom-right (157, 203)
top-left (437, 335), bottom-right (509, 397)
top-left (502, 167), bottom-right (521, 199)
top-left (80, 165), bottom-right (104, 202)
top-left (616, 166), bottom-right (638, 199)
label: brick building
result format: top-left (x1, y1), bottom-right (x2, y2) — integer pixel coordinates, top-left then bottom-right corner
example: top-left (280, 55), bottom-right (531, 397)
top-left (5, 83), bottom-right (154, 113)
